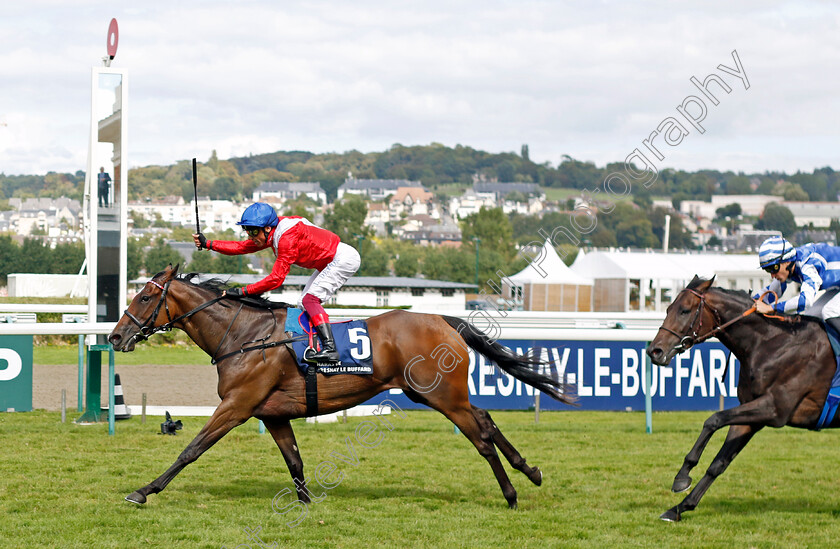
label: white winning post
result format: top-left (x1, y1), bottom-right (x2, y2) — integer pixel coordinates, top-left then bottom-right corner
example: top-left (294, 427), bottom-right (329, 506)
top-left (79, 19), bottom-right (128, 432)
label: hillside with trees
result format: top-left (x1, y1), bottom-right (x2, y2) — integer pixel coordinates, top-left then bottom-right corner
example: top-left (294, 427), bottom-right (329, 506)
top-left (2, 143), bottom-right (839, 290)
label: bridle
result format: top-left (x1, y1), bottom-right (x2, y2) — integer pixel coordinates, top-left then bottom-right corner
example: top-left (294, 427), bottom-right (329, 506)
top-left (122, 277), bottom-right (306, 364)
top-left (123, 278), bottom-right (225, 344)
top-left (657, 287), bottom-right (771, 354)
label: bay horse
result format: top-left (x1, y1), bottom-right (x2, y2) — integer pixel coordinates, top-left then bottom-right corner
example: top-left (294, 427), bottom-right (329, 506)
top-left (647, 275), bottom-right (837, 522)
top-left (108, 265), bottom-right (575, 508)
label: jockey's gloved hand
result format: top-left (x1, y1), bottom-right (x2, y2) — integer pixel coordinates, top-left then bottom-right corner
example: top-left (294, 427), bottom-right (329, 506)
top-left (195, 233), bottom-right (209, 250)
top-left (225, 287), bottom-right (246, 299)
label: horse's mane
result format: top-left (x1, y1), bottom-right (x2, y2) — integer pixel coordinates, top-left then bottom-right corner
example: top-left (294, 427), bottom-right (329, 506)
top-left (686, 276), bottom-right (821, 332)
top-left (171, 272), bottom-right (294, 310)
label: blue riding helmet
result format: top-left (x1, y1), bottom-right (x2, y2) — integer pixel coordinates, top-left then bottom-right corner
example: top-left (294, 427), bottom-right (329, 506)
top-left (236, 203), bottom-right (279, 228)
top-left (758, 235), bottom-right (795, 268)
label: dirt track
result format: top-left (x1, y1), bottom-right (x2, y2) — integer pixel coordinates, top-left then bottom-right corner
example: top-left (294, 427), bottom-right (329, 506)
top-left (33, 363), bottom-right (221, 411)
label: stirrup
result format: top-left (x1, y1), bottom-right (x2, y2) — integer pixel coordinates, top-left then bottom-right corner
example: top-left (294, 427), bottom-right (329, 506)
top-left (303, 346), bottom-right (339, 364)
top-left (309, 350), bottom-right (339, 364)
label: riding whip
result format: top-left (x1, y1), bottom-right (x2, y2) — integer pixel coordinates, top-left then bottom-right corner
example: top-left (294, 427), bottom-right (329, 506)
top-left (192, 157), bottom-right (201, 234)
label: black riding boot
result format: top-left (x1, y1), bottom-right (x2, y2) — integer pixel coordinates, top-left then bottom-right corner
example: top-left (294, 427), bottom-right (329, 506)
top-left (311, 322), bottom-right (340, 363)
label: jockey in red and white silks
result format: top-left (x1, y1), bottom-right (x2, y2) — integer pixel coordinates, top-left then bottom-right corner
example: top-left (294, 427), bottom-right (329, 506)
top-left (193, 203), bottom-right (360, 363)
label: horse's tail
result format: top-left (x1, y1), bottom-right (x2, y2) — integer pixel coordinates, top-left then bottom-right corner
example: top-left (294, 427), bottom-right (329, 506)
top-left (441, 315), bottom-right (578, 406)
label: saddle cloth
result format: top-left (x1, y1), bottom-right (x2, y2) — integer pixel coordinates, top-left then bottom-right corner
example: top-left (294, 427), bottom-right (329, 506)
top-left (815, 320), bottom-right (840, 430)
top-left (284, 308), bottom-right (373, 375)
top-left (799, 290), bottom-right (840, 429)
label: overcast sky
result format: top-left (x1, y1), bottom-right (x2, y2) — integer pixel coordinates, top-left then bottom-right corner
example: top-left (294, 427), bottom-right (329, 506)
top-left (1, 1), bottom-right (838, 177)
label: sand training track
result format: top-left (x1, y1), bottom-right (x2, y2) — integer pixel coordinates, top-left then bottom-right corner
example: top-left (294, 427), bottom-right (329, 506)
top-left (33, 363), bottom-right (221, 411)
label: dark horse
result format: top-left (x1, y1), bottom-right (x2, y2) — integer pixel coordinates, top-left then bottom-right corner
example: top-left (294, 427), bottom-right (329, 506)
top-left (108, 265), bottom-right (575, 508)
top-left (647, 275), bottom-right (837, 522)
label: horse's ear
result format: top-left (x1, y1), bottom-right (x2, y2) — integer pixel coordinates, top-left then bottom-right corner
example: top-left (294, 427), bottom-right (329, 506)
top-left (696, 275), bottom-right (715, 293)
top-left (163, 263), bottom-right (180, 280)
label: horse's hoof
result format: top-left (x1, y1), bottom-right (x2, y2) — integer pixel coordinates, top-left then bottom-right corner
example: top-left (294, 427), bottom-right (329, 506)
top-left (529, 467), bottom-right (543, 486)
top-left (508, 500), bottom-right (518, 510)
top-left (125, 491), bottom-right (147, 505)
top-left (671, 476), bottom-right (691, 493)
top-left (660, 507), bottom-right (681, 522)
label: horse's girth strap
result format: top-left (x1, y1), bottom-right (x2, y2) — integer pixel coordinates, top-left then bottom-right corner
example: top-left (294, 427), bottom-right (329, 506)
top-left (305, 367), bottom-right (318, 417)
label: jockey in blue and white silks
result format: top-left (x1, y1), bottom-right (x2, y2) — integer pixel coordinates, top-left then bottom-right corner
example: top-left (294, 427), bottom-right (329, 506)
top-left (753, 236), bottom-right (840, 321)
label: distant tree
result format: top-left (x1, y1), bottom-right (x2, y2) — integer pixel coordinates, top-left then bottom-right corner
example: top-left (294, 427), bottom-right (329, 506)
top-left (127, 238), bottom-right (144, 280)
top-left (208, 150), bottom-right (219, 172)
top-left (755, 177), bottom-right (776, 194)
top-left (421, 247), bottom-right (473, 283)
top-left (151, 212), bottom-right (169, 228)
top-left (323, 194), bottom-right (370, 244)
top-left (725, 176), bottom-right (752, 195)
top-left (187, 250), bottom-right (215, 273)
top-left (18, 238), bottom-right (51, 273)
top-left (358, 245), bottom-right (389, 276)
top-left (791, 172), bottom-right (829, 201)
top-left (509, 212), bottom-right (542, 245)
top-left (144, 239), bottom-right (184, 275)
top-left (50, 241), bottom-right (84, 274)
top-left (393, 248), bottom-right (420, 277)
top-left (589, 225), bottom-right (617, 248)
top-left (283, 196), bottom-right (319, 217)
top-left (460, 207), bottom-right (515, 260)
top-left (715, 203), bottom-right (742, 219)
top-left (772, 181), bottom-right (809, 201)
top-left (0, 236), bottom-right (20, 285)
top-left (130, 211), bottom-right (150, 229)
top-left (496, 161), bottom-right (515, 182)
top-left (211, 176), bottom-right (242, 200)
top-left (831, 218), bottom-right (840, 244)
top-left (756, 203), bottom-right (797, 237)
top-left (615, 217), bottom-right (659, 248)
top-left (649, 208), bottom-right (694, 250)
top-left (214, 253), bottom-right (256, 275)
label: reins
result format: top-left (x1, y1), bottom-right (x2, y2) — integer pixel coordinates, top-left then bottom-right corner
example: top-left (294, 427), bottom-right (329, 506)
top-left (658, 288), bottom-right (783, 353)
top-left (125, 278), bottom-right (227, 343)
top-left (125, 277), bottom-right (307, 364)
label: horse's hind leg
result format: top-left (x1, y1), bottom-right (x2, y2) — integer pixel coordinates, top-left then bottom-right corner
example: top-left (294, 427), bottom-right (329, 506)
top-left (471, 406), bottom-right (542, 486)
top-left (125, 400), bottom-right (251, 504)
top-left (262, 418), bottom-right (310, 503)
top-left (403, 389), bottom-right (518, 508)
top-left (662, 424), bottom-right (760, 522)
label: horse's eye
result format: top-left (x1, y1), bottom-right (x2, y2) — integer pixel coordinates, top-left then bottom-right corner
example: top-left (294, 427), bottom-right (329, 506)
top-left (679, 308), bottom-right (690, 315)
top-left (141, 295), bottom-right (151, 303)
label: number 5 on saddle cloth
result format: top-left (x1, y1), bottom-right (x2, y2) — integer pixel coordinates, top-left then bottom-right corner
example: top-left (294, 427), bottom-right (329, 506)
top-left (284, 308), bottom-right (374, 375)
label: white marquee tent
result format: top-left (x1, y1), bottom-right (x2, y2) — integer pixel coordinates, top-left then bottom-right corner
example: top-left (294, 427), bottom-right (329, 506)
top-left (504, 240), bottom-right (594, 311)
top-left (570, 250), bottom-right (765, 312)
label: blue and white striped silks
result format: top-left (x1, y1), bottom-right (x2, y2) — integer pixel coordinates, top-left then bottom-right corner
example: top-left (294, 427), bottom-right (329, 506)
top-left (754, 243), bottom-right (840, 314)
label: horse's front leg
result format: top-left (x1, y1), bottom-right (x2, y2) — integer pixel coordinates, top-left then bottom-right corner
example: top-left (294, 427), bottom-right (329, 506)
top-left (262, 418), bottom-right (310, 503)
top-left (126, 399), bottom-right (253, 504)
top-left (662, 423), bottom-right (760, 522)
top-left (671, 395), bottom-right (779, 493)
